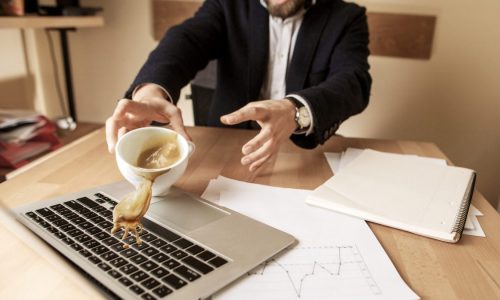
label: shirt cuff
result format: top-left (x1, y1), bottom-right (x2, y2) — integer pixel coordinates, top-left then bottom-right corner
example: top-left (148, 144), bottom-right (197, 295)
top-left (286, 94), bottom-right (315, 136)
top-left (132, 83), bottom-right (173, 103)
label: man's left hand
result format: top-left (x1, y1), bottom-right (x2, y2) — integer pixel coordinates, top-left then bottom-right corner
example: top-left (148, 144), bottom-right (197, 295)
top-left (221, 99), bottom-right (297, 171)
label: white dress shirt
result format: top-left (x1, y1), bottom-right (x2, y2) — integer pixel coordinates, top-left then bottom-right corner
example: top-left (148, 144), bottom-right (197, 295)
top-left (135, 0), bottom-right (316, 135)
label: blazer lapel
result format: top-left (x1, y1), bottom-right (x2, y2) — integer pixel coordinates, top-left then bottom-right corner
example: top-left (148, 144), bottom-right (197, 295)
top-left (248, 1), bottom-right (269, 101)
top-left (286, 3), bottom-right (331, 93)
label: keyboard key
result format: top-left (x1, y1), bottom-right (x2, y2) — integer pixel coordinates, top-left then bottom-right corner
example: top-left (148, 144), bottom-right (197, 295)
top-left (52, 219), bottom-right (69, 227)
top-left (141, 218), bottom-right (180, 242)
top-left (132, 242), bottom-right (149, 251)
top-left (71, 243), bottom-right (83, 251)
top-left (143, 247), bottom-right (159, 257)
top-left (182, 256), bottom-right (214, 274)
top-left (186, 245), bottom-right (204, 255)
top-left (141, 233), bottom-right (157, 243)
top-left (77, 222), bottom-right (94, 230)
top-left (102, 237), bottom-right (119, 246)
top-left (99, 210), bottom-right (112, 218)
top-left (46, 226), bottom-right (59, 234)
top-left (197, 250), bottom-right (216, 261)
top-left (94, 231), bottom-right (109, 240)
top-left (151, 253), bottom-right (168, 263)
top-left (89, 215), bottom-right (105, 224)
top-left (88, 256), bottom-right (102, 264)
top-left (162, 273), bottom-right (187, 289)
top-left (100, 251), bottom-right (118, 261)
top-left (50, 204), bottom-right (65, 212)
top-left (86, 227), bottom-right (102, 235)
top-left (98, 262), bottom-right (111, 272)
top-left (83, 239), bottom-right (100, 249)
top-left (39, 220), bottom-right (51, 228)
top-left (174, 265), bottom-right (200, 282)
top-left (70, 217), bottom-right (86, 225)
top-left (118, 277), bottom-right (133, 287)
top-left (150, 239), bottom-right (167, 248)
top-left (74, 234), bottom-right (91, 243)
top-left (131, 254), bottom-right (148, 264)
top-left (209, 256), bottom-right (228, 268)
top-left (82, 211), bottom-right (98, 219)
top-left (140, 260), bottom-right (158, 271)
top-left (92, 245), bottom-right (108, 255)
top-left (61, 211), bottom-right (78, 219)
top-left (67, 229), bottom-right (84, 237)
top-left (77, 197), bottom-right (99, 208)
top-left (141, 278), bottom-right (160, 290)
top-left (121, 248), bottom-right (139, 258)
top-left (160, 244), bottom-right (177, 254)
top-left (61, 237), bottom-right (74, 245)
top-left (54, 232), bottom-right (66, 239)
top-left (110, 243), bottom-right (127, 252)
top-left (110, 257), bottom-right (128, 268)
top-left (171, 249), bottom-right (188, 260)
top-left (79, 249), bottom-right (92, 257)
top-left (64, 200), bottom-right (84, 210)
top-left (152, 285), bottom-right (173, 297)
top-left (162, 259), bottom-right (180, 270)
top-left (151, 267), bottom-right (169, 279)
top-left (130, 285), bottom-right (145, 295)
top-left (98, 221), bottom-right (114, 229)
top-left (36, 208), bottom-right (54, 217)
top-left (120, 264), bottom-right (139, 275)
top-left (92, 206), bottom-right (107, 213)
top-left (142, 293), bottom-right (156, 300)
top-left (173, 238), bottom-right (193, 249)
top-left (45, 214), bottom-right (62, 222)
top-left (95, 198), bottom-right (106, 204)
top-left (107, 269), bottom-right (122, 279)
top-left (131, 270), bottom-right (149, 282)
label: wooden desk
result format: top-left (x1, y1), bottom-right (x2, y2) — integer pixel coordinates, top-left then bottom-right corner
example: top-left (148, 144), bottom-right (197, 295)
top-left (0, 126), bottom-right (499, 299)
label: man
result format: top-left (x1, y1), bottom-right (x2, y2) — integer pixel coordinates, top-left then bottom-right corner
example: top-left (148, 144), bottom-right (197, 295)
top-left (106, 0), bottom-right (371, 171)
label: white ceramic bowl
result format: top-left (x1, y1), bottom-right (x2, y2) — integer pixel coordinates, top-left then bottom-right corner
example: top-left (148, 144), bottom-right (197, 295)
top-left (115, 127), bottom-right (194, 196)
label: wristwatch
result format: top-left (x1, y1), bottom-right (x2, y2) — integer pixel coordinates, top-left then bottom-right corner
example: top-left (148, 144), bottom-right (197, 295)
top-left (287, 97), bottom-right (311, 132)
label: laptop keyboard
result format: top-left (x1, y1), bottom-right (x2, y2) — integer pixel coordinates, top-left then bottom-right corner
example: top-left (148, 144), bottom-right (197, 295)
top-left (23, 193), bottom-right (228, 299)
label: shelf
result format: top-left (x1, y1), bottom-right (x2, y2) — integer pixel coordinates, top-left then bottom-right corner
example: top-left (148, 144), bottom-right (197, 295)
top-left (0, 15), bottom-right (104, 29)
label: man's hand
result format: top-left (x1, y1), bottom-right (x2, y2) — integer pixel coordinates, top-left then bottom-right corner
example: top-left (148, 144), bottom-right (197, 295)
top-left (105, 84), bottom-right (190, 154)
top-left (221, 99), bottom-right (297, 171)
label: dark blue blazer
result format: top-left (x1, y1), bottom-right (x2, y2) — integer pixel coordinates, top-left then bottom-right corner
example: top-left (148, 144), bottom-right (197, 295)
top-left (126, 0), bottom-right (372, 149)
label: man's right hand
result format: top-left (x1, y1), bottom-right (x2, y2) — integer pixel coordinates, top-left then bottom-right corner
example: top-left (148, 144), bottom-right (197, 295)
top-left (105, 84), bottom-right (190, 154)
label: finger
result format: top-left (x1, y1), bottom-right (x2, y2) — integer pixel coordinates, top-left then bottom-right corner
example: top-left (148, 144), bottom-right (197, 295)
top-left (221, 104), bottom-right (268, 125)
top-left (242, 127), bottom-right (272, 155)
top-left (117, 126), bottom-right (128, 142)
top-left (249, 154), bottom-right (272, 172)
top-left (241, 139), bottom-right (275, 166)
top-left (105, 117), bottom-right (120, 153)
top-left (163, 105), bottom-right (192, 141)
top-left (115, 98), bottom-right (170, 124)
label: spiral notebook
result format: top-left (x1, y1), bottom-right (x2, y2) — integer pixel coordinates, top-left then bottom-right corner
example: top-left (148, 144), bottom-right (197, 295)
top-left (306, 149), bottom-right (476, 243)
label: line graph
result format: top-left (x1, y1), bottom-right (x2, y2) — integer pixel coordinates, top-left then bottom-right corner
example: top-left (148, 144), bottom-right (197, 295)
top-left (238, 244), bottom-right (382, 299)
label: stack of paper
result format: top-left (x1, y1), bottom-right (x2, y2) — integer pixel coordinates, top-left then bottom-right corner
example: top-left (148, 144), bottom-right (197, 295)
top-left (312, 148), bottom-right (484, 241)
top-left (202, 176), bottom-right (419, 299)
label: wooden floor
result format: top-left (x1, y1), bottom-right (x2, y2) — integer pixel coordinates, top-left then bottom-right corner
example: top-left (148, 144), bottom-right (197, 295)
top-left (0, 122), bottom-right (103, 182)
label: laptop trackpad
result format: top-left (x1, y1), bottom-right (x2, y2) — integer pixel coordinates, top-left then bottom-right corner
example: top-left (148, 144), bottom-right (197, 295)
top-left (147, 187), bottom-right (229, 234)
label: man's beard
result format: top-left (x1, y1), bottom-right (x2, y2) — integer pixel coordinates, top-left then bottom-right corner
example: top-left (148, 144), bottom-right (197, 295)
top-left (267, 0), bottom-right (306, 19)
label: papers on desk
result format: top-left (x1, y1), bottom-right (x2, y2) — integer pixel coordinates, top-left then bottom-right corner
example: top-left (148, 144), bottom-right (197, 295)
top-left (320, 149), bottom-right (485, 238)
top-left (202, 176), bottom-right (419, 300)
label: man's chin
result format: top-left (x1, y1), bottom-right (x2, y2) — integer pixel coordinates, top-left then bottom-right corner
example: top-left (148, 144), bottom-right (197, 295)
top-left (267, 0), bottom-right (305, 19)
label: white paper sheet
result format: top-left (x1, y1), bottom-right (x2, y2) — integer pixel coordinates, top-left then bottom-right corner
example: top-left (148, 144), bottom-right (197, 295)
top-left (204, 176), bottom-right (419, 300)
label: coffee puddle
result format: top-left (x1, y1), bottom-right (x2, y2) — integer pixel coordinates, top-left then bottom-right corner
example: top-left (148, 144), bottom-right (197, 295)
top-left (111, 133), bottom-right (181, 247)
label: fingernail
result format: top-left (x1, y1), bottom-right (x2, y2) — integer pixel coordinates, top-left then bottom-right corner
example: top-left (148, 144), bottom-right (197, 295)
top-left (242, 157), bottom-right (250, 165)
top-left (242, 145), bottom-right (252, 155)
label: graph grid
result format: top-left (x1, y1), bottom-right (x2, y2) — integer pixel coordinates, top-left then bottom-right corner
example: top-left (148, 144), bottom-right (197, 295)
top-left (239, 244), bottom-right (382, 299)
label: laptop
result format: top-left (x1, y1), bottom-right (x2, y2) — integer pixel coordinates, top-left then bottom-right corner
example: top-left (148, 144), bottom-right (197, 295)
top-left (13, 181), bottom-right (295, 299)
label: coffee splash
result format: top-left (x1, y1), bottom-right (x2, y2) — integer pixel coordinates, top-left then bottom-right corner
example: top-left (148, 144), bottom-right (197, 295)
top-left (111, 133), bottom-right (181, 247)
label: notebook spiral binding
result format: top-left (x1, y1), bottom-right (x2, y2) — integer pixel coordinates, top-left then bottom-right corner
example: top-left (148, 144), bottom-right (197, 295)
top-left (451, 173), bottom-right (476, 239)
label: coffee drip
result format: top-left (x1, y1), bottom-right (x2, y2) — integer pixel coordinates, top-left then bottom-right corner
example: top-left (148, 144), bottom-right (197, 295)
top-left (111, 133), bottom-right (181, 247)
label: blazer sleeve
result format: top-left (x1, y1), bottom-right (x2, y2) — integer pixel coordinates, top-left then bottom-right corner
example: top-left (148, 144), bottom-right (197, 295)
top-left (124, 0), bottom-right (226, 103)
top-left (291, 7), bottom-right (372, 149)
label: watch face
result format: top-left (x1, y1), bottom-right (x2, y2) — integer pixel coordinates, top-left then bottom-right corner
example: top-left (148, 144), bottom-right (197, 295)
top-left (298, 106), bottom-right (311, 128)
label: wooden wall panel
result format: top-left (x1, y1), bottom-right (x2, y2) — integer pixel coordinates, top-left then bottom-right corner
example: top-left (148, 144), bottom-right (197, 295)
top-left (367, 12), bottom-right (436, 59)
top-left (152, 0), bottom-right (436, 59)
